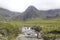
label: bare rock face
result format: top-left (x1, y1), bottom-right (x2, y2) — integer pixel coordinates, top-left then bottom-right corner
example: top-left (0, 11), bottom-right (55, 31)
top-left (0, 37), bottom-right (5, 40)
top-left (55, 38), bottom-right (60, 40)
top-left (0, 34), bottom-right (2, 37)
top-left (0, 34), bottom-right (4, 40)
top-left (0, 34), bottom-right (7, 40)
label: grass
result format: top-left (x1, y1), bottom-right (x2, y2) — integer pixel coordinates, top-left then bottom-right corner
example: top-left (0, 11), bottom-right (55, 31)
top-left (0, 18), bottom-right (60, 40)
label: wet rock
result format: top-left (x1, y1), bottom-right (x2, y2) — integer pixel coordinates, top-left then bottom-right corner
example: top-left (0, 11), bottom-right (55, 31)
top-left (55, 38), bottom-right (60, 40)
top-left (0, 34), bottom-right (2, 37)
top-left (16, 34), bottom-right (44, 40)
top-left (0, 34), bottom-right (4, 40)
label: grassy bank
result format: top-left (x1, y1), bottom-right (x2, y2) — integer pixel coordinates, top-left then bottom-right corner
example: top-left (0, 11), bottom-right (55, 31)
top-left (0, 18), bottom-right (60, 40)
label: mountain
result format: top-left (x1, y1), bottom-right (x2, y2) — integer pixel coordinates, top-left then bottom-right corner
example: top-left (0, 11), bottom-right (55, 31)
top-left (0, 6), bottom-right (60, 21)
top-left (0, 8), bottom-right (21, 21)
top-left (16, 6), bottom-right (60, 20)
top-left (16, 6), bottom-right (41, 20)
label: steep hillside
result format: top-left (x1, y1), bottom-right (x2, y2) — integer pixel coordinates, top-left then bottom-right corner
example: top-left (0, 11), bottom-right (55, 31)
top-left (0, 8), bottom-right (21, 21)
top-left (17, 6), bottom-right (60, 20)
top-left (0, 6), bottom-right (60, 21)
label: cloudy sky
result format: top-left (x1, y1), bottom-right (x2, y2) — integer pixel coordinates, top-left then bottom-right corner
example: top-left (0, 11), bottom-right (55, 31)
top-left (0, 0), bottom-right (60, 12)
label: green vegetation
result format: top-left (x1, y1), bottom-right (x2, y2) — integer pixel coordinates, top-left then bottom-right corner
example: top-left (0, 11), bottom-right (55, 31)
top-left (0, 18), bottom-right (60, 40)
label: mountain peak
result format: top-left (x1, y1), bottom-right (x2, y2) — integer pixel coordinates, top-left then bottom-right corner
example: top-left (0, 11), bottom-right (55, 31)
top-left (25, 5), bottom-right (38, 12)
top-left (28, 6), bottom-right (36, 9)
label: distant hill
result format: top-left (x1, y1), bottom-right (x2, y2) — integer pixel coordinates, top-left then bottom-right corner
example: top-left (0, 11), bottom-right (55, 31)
top-left (0, 6), bottom-right (60, 21)
top-left (0, 8), bottom-right (21, 21)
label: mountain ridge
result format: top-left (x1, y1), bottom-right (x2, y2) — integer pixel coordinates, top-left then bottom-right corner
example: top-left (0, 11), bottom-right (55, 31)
top-left (0, 6), bottom-right (60, 21)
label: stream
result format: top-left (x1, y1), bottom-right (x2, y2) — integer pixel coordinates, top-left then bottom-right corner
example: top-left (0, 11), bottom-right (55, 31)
top-left (16, 34), bottom-right (43, 40)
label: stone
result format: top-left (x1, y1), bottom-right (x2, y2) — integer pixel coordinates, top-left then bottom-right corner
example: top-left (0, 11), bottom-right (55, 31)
top-left (55, 38), bottom-right (60, 40)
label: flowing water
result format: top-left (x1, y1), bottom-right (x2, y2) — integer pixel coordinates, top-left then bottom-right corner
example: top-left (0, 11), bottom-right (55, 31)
top-left (16, 34), bottom-right (43, 40)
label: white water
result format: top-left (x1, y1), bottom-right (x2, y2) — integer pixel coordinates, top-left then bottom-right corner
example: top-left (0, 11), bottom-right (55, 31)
top-left (16, 34), bottom-right (43, 40)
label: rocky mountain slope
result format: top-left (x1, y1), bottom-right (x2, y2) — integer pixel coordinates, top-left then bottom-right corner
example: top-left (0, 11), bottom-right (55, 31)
top-left (0, 6), bottom-right (60, 21)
